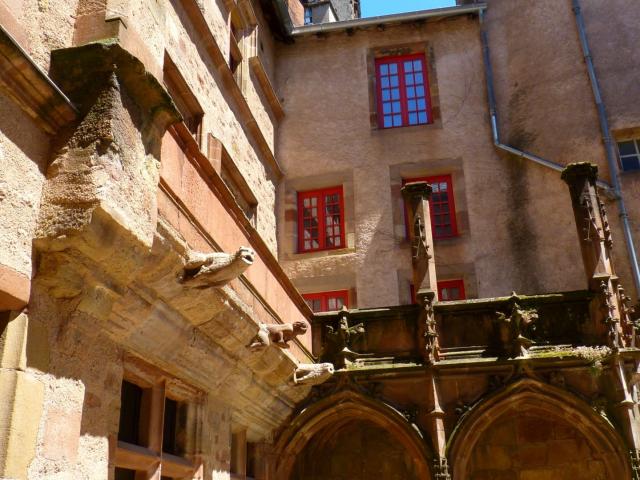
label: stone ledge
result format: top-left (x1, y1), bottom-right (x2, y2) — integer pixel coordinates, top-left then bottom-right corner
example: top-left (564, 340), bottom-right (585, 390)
top-left (0, 265), bottom-right (30, 311)
top-left (0, 25), bottom-right (77, 136)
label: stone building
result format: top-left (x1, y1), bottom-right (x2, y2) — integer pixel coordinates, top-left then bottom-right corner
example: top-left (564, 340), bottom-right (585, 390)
top-left (1, 0), bottom-right (640, 479)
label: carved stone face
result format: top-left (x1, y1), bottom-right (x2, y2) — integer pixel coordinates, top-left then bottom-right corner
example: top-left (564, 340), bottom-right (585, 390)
top-left (293, 321), bottom-right (309, 334)
top-left (237, 246), bottom-right (255, 265)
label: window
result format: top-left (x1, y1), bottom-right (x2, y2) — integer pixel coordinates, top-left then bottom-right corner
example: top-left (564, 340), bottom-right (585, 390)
top-left (303, 290), bottom-right (349, 313)
top-left (115, 377), bottom-right (196, 480)
top-left (438, 279), bottom-right (465, 301)
top-left (617, 139), bottom-right (640, 172)
top-left (304, 7), bottom-right (313, 25)
top-left (404, 175), bottom-right (458, 239)
top-left (164, 54), bottom-right (204, 147)
top-left (297, 186), bottom-right (345, 252)
top-left (375, 53), bottom-right (432, 129)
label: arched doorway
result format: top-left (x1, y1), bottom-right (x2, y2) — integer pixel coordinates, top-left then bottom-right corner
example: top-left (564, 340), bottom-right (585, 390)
top-left (448, 379), bottom-right (630, 479)
top-left (273, 390), bottom-right (432, 479)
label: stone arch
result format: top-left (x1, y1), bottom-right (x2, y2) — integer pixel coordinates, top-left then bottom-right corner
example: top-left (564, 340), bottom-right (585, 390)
top-left (447, 378), bottom-right (630, 479)
top-left (273, 390), bottom-right (432, 479)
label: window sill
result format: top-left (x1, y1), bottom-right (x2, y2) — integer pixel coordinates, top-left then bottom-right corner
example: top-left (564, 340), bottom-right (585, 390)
top-left (290, 247), bottom-right (356, 260)
top-left (371, 121), bottom-right (442, 133)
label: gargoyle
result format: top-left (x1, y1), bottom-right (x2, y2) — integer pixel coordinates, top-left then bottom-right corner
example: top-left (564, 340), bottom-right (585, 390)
top-left (495, 294), bottom-right (538, 357)
top-left (182, 246), bottom-right (255, 288)
top-left (247, 321), bottom-right (308, 350)
top-left (293, 362), bottom-right (335, 385)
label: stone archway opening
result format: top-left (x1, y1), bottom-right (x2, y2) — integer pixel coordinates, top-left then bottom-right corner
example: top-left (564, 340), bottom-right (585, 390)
top-left (448, 380), bottom-right (630, 480)
top-left (290, 418), bottom-right (422, 480)
top-left (272, 391), bottom-right (432, 480)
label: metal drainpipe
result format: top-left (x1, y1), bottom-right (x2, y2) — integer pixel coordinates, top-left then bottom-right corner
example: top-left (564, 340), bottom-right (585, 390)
top-left (479, 7), bottom-right (640, 296)
top-left (572, 0), bottom-right (640, 295)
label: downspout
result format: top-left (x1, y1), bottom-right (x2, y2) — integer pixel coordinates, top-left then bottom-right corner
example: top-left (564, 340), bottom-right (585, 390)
top-left (571, 0), bottom-right (640, 296)
top-left (479, 7), bottom-right (640, 296)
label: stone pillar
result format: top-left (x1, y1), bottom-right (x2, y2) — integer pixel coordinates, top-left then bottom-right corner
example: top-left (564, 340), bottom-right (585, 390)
top-left (0, 311), bottom-right (47, 479)
top-left (561, 163), bottom-right (636, 349)
top-left (427, 373), bottom-right (450, 480)
top-left (401, 181), bottom-right (437, 298)
top-left (562, 164), bottom-right (640, 468)
top-left (402, 181), bottom-right (441, 364)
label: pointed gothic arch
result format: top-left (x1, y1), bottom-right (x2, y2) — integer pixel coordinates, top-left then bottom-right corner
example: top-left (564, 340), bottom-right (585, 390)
top-left (447, 378), bottom-right (630, 479)
top-left (272, 389), bottom-right (433, 479)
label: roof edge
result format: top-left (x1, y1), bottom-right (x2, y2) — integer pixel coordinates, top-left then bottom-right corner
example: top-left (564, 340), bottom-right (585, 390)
top-left (291, 3), bottom-right (487, 36)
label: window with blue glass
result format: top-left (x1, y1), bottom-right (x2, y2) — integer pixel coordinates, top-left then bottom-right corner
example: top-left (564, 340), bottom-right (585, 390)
top-left (617, 139), bottom-right (640, 172)
top-left (375, 53), bottom-right (433, 129)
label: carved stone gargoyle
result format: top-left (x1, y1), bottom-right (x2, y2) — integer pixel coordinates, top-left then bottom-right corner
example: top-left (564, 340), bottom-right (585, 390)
top-left (247, 321), bottom-right (309, 350)
top-left (322, 307), bottom-right (367, 369)
top-left (293, 362), bottom-right (335, 386)
top-left (494, 293), bottom-right (538, 358)
top-left (182, 246), bottom-right (255, 288)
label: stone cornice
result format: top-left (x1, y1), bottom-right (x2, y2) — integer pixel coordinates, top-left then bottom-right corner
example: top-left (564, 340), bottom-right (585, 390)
top-left (0, 25), bottom-right (77, 135)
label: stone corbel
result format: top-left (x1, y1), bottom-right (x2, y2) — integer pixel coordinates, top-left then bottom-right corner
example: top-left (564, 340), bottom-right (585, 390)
top-left (36, 41), bottom-right (181, 286)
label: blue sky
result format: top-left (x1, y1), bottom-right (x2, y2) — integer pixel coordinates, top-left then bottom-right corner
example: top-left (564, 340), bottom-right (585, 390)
top-left (361, 0), bottom-right (456, 17)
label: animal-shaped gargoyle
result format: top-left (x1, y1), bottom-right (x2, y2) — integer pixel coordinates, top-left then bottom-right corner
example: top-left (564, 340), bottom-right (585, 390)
top-left (495, 293), bottom-right (538, 358)
top-left (293, 362), bottom-right (335, 385)
top-left (247, 321), bottom-right (309, 350)
top-left (182, 246), bottom-right (255, 288)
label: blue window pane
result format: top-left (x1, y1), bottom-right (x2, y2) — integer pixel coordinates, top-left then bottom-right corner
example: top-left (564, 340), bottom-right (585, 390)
top-left (618, 141), bottom-right (636, 156)
top-left (407, 87), bottom-right (416, 98)
top-left (383, 103), bottom-right (391, 114)
top-left (417, 99), bottom-right (426, 110)
top-left (406, 75), bottom-right (414, 86)
top-left (384, 116), bottom-right (393, 127)
top-left (392, 101), bottom-right (401, 113)
top-left (380, 64), bottom-right (389, 75)
top-left (381, 77), bottom-right (389, 88)
top-left (404, 61), bottom-right (413, 72)
top-left (408, 100), bottom-right (417, 111)
top-left (393, 115), bottom-right (402, 126)
top-left (416, 86), bottom-right (425, 97)
top-left (415, 73), bottom-right (424, 84)
top-left (389, 63), bottom-right (398, 74)
top-left (391, 89), bottom-right (400, 100)
top-left (418, 111), bottom-right (428, 123)
top-left (390, 76), bottom-right (399, 87)
top-left (409, 113), bottom-right (418, 125)
top-left (622, 156), bottom-right (640, 171)
top-left (414, 60), bottom-right (422, 71)
top-left (382, 90), bottom-right (391, 101)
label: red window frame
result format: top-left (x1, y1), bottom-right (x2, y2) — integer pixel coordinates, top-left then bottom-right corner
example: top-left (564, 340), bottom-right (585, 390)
top-left (375, 53), bottom-right (433, 129)
top-left (303, 290), bottom-right (349, 313)
top-left (297, 186), bottom-right (346, 253)
top-left (403, 175), bottom-right (458, 239)
top-left (438, 280), bottom-right (466, 301)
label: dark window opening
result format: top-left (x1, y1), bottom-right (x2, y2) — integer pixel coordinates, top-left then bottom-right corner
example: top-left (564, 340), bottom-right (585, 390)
top-left (115, 467), bottom-right (137, 480)
top-left (118, 381), bottom-right (143, 445)
top-left (403, 175), bottom-right (458, 239)
top-left (162, 397), bottom-right (179, 455)
top-left (617, 139), bottom-right (640, 172)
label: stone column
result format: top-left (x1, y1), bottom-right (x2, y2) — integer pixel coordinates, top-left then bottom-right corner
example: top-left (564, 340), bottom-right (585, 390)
top-left (402, 181), bottom-right (441, 364)
top-left (562, 163), bottom-right (640, 471)
top-left (0, 311), bottom-right (47, 479)
top-left (427, 373), bottom-right (451, 480)
top-left (561, 163), bottom-right (635, 349)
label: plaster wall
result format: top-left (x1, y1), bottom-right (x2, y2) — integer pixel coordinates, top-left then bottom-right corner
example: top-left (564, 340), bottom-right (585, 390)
top-left (275, 14), bottom-right (586, 309)
top-left (482, 0), bottom-right (639, 299)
